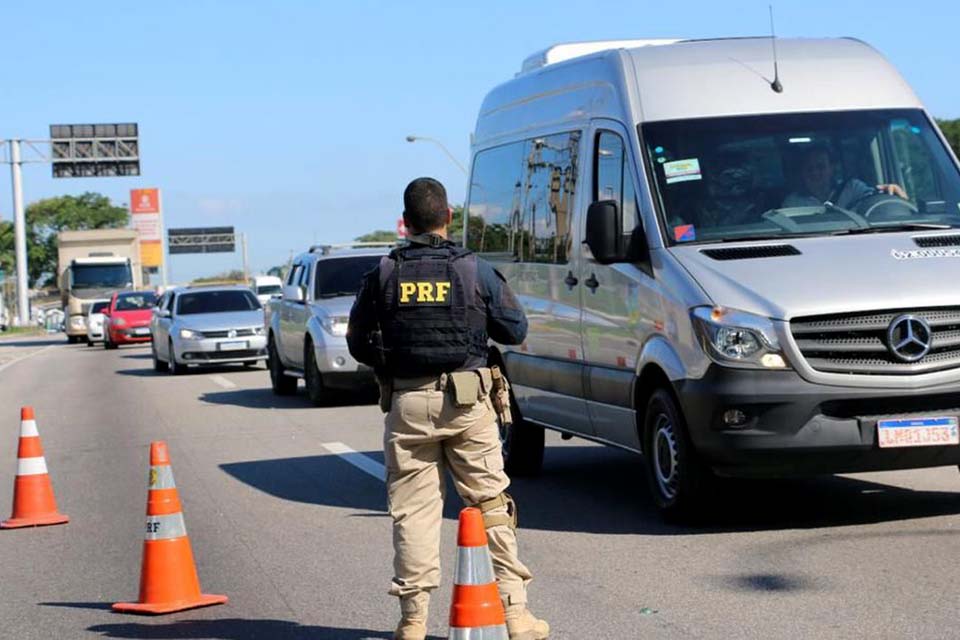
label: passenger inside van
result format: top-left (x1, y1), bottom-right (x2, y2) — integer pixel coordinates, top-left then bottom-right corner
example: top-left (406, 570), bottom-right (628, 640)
top-left (782, 145), bottom-right (907, 209)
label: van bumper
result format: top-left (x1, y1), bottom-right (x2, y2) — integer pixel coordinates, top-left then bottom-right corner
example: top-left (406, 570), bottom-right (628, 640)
top-left (678, 366), bottom-right (960, 477)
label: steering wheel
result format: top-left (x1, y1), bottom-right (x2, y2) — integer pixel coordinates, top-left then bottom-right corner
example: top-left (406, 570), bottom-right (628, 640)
top-left (852, 190), bottom-right (919, 220)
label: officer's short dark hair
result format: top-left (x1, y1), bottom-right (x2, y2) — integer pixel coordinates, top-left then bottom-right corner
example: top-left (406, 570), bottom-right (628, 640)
top-left (403, 178), bottom-right (449, 233)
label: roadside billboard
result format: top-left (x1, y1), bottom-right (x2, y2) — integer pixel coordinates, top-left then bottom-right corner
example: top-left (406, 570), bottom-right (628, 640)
top-left (130, 188), bottom-right (164, 268)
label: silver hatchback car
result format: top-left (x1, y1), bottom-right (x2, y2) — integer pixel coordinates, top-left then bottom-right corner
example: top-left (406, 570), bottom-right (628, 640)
top-left (150, 285), bottom-right (267, 374)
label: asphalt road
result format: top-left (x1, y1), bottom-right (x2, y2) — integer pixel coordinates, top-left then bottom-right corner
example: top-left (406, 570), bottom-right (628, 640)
top-left (3, 338), bottom-right (960, 639)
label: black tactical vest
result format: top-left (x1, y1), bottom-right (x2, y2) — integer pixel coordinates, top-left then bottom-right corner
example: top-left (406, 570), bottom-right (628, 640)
top-left (376, 242), bottom-right (487, 377)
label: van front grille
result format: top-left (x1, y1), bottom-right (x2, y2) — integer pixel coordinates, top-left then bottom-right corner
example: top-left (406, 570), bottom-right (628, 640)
top-left (791, 307), bottom-right (960, 375)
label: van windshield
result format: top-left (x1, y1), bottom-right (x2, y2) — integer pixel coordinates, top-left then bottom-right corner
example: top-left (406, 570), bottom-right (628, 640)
top-left (642, 109), bottom-right (960, 245)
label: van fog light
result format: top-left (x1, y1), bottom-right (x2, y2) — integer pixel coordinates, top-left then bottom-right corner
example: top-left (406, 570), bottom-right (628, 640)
top-left (334, 356), bottom-right (346, 367)
top-left (723, 409), bottom-right (748, 427)
top-left (761, 354), bottom-right (787, 369)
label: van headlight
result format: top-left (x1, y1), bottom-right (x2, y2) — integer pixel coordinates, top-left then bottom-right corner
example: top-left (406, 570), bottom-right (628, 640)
top-left (321, 316), bottom-right (349, 337)
top-left (691, 307), bottom-right (789, 369)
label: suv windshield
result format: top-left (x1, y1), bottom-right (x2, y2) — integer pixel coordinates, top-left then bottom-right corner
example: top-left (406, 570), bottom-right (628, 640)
top-left (115, 292), bottom-right (157, 311)
top-left (90, 301), bottom-right (110, 314)
top-left (314, 256), bottom-right (382, 298)
top-left (643, 109), bottom-right (960, 244)
top-left (176, 290), bottom-right (261, 315)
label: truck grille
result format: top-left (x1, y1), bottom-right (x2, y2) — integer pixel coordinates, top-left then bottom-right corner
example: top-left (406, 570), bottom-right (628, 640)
top-left (790, 307), bottom-right (960, 375)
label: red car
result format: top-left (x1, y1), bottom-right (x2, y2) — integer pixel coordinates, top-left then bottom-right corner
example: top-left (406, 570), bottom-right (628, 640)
top-left (104, 290), bottom-right (158, 349)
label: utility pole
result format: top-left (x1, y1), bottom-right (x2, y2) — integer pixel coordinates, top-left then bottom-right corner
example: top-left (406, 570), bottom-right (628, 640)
top-left (241, 233), bottom-right (250, 283)
top-left (9, 140), bottom-right (29, 326)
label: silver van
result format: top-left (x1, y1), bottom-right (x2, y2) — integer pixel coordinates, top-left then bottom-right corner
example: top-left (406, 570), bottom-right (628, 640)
top-left (465, 38), bottom-right (960, 519)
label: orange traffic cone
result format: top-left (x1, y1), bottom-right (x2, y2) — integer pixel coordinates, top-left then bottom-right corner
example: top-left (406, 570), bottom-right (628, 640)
top-left (113, 441), bottom-right (227, 614)
top-left (448, 507), bottom-right (508, 639)
top-left (1, 407), bottom-right (69, 529)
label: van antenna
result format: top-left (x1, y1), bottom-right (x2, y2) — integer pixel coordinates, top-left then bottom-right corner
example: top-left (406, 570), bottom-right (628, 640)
top-left (768, 5), bottom-right (784, 93)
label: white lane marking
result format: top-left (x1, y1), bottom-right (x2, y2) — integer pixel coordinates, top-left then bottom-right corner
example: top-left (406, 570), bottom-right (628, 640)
top-left (321, 441), bottom-right (386, 482)
top-left (210, 375), bottom-right (237, 389)
top-left (0, 345), bottom-right (55, 375)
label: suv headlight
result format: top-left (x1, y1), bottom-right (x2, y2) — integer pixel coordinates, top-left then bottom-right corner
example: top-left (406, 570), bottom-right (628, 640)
top-left (321, 316), bottom-right (349, 337)
top-left (179, 328), bottom-right (199, 339)
top-left (691, 307), bottom-right (789, 369)
top-left (71, 316), bottom-right (86, 328)
top-left (252, 326), bottom-right (265, 335)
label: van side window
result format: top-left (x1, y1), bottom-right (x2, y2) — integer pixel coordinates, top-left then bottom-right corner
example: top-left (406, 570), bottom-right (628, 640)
top-left (468, 131), bottom-right (580, 264)
top-left (595, 131), bottom-right (640, 248)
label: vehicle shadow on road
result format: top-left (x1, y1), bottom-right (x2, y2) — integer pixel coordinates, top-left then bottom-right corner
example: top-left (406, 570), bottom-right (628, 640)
top-left (86, 618), bottom-right (432, 639)
top-left (201, 387), bottom-right (378, 410)
top-left (221, 444), bottom-right (960, 535)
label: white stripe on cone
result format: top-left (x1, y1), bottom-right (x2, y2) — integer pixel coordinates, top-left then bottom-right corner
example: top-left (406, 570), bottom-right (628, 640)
top-left (455, 545), bottom-right (496, 586)
top-left (17, 456), bottom-right (48, 476)
top-left (20, 419), bottom-right (39, 437)
top-left (449, 625), bottom-right (509, 639)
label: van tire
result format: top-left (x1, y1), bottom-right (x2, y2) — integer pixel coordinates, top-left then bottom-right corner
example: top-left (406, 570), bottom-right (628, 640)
top-left (500, 380), bottom-right (545, 477)
top-left (269, 336), bottom-right (297, 396)
top-left (643, 388), bottom-right (710, 522)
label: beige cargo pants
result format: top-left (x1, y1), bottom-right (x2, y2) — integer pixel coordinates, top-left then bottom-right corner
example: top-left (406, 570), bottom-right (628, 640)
top-left (383, 372), bottom-right (534, 607)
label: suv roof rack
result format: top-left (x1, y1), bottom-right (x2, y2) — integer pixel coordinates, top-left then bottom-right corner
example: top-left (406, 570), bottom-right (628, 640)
top-left (309, 242), bottom-right (397, 255)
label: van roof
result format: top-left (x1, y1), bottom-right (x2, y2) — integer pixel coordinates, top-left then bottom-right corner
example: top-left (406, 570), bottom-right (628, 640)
top-left (476, 37), bottom-right (921, 145)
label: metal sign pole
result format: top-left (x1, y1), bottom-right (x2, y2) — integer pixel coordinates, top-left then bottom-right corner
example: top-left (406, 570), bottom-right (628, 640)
top-left (10, 140), bottom-right (29, 326)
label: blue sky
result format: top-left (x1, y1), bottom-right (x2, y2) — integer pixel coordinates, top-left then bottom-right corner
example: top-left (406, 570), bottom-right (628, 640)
top-left (1, 0), bottom-right (957, 282)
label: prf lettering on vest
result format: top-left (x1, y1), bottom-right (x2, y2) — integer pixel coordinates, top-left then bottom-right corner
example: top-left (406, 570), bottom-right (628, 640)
top-left (399, 280), bottom-right (452, 304)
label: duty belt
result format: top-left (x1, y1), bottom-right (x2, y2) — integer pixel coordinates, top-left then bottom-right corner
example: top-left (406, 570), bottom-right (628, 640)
top-left (392, 367), bottom-right (492, 393)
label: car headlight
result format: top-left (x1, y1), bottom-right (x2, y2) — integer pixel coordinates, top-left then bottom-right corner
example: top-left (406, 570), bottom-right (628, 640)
top-left (113, 317), bottom-right (127, 327)
top-left (321, 316), bottom-right (349, 337)
top-left (179, 328), bottom-right (199, 339)
top-left (691, 307), bottom-right (789, 369)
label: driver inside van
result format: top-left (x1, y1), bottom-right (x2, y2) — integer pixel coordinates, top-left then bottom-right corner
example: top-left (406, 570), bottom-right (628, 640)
top-left (782, 146), bottom-right (907, 209)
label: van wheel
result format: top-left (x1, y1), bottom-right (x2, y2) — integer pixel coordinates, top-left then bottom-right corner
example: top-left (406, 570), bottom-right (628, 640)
top-left (269, 336), bottom-right (297, 396)
top-left (499, 378), bottom-right (544, 477)
top-left (304, 340), bottom-right (329, 406)
top-left (643, 388), bottom-right (710, 522)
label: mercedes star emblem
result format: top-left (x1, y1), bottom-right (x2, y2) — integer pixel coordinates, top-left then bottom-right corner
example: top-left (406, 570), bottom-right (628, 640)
top-left (887, 315), bottom-right (932, 363)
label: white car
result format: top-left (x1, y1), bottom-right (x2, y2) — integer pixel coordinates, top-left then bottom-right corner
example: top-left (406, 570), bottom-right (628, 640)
top-left (252, 275), bottom-right (283, 306)
top-left (85, 299), bottom-right (111, 345)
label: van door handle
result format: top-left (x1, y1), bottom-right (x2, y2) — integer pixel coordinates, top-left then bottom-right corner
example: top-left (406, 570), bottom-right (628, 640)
top-left (585, 273), bottom-right (600, 292)
top-left (564, 271), bottom-right (579, 290)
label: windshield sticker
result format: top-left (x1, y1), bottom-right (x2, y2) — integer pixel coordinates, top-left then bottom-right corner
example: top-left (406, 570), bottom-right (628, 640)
top-left (663, 158), bottom-right (701, 184)
top-left (892, 248), bottom-right (960, 260)
top-left (674, 224), bottom-right (696, 242)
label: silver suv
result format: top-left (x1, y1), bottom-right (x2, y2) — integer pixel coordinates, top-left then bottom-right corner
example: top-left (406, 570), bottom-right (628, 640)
top-left (267, 243), bottom-right (394, 404)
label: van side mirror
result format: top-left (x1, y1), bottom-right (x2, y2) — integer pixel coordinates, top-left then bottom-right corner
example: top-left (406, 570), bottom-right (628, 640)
top-left (585, 200), bottom-right (623, 264)
top-left (283, 284), bottom-right (304, 302)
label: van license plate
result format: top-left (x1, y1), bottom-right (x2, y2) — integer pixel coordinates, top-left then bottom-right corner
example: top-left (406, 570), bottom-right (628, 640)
top-left (877, 417), bottom-right (959, 449)
top-left (218, 341), bottom-right (247, 351)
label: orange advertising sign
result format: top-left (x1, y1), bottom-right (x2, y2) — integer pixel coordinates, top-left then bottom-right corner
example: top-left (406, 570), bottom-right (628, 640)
top-left (130, 188), bottom-right (164, 268)
top-left (130, 188), bottom-right (160, 214)
top-left (140, 241), bottom-right (163, 268)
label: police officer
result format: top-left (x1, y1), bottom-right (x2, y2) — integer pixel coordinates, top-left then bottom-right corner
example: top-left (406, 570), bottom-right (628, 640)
top-left (348, 178), bottom-right (549, 640)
